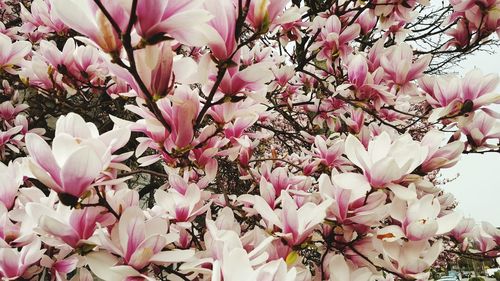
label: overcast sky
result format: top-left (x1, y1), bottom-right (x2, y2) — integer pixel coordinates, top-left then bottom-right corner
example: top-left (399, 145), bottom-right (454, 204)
top-left (439, 47), bottom-right (500, 226)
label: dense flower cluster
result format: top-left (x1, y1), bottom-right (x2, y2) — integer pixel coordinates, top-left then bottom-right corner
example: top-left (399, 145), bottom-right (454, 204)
top-left (0, 0), bottom-right (499, 280)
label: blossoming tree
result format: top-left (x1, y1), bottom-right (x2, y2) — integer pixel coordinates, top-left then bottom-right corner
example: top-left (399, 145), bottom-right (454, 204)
top-left (0, 0), bottom-right (499, 280)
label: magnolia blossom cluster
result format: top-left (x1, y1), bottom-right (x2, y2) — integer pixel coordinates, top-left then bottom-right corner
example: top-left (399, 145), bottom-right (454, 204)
top-left (0, 0), bottom-right (500, 280)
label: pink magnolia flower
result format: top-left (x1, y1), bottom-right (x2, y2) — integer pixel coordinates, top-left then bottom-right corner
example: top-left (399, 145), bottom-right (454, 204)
top-left (347, 55), bottom-right (370, 89)
top-left (40, 248), bottom-right (78, 281)
top-left (310, 135), bottom-right (348, 168)
top-left (153, 177), bottom-right (210, 224)
top-left (0, 125), bottom-right (23, 153)
top-left (19, 56), bottom-right (54, 90)
top-left (201, 214), bottom-right (297, 281)
top-left (105, 188), bottom-right (139, 216)
top-left (31, 203), bottom-right (113, 248)
top-left (0, 33), bottom-right (31, 73)
top-left (380, 43), bottom-right (431, 94)
top-left (259, 164), bottom-right (303, 195)
top-left (135, 0), bottom-right (213, 46)
top-left (25, 132), bottom-right (104, 204)
top-left (310, 15), bottom-right (360, 64)
top-left (458, 110), bottom-right (500, 148)
top-left (110, 41), bottom-right (173, 99)
top-left (452, 0), bottom-right (500, 33)
top-left (239, 176), bottom-right (281, 212)
top-left (253, 191), bottom-right (332, 245)
top-left (0, 101), bottom-right (29, 121)
top-left (0, 161), bottom-right (22, 209)
top-left (51, 0), bottom-right (129, 53)
top-left (0, 239), bottom-right (45, 280)
top-left (420, 130), bottom-right (464, 172)
top-left (224, 114), bottom-right (259, 141)
top-left (450, 217), bottom-right (476, 243)
top-left (94, 207), bottom-right (193, 272)
top-left (343, 54), bottom-right (394, 109)
top-left (158, 85), bottom-right (200, 150)
top-left (54, 113), bottom-right (131, 173)
top-left (0, 204), bottom-right (19, 247)
top-left (471, 224), bottom-right (497, 253)
top-left (445, 19), bottom-right (472, 48)
top-left (372, 0), bottom-right (422, 23)
top-left (322, 174), bottom-right (389, 227)
top-left (460, 69), bottom-right (500, 110)
top-left (420, 74), bottom-right (462, 120)
top-left (340, 108), bottom-right (366, 134)
top-left (39, 38), bottom-right (75, 72)
top-left (215, 60), bottom-right (273, 96)
top-left (214, 248), bottom-right (297, 281)
top-left (20, 0), bottom-right (67, 34)
top-left (402, 196), bottom-right (461, 240)
top-left (342, 132), bottom-right (428, 188)
top-left (356, 10), bottom-right (377, 35)
top-left (204, 0), bottom-right (237, 61)
top-left (270, 65), bottom-right (295, 89)
top-left (373, 239), bottom-right (442, 280)
top-left (326, 254), bottom-right (373, 281)
top-left (126, 85), bottom-right (201, 157)
top-left (246, 0), bottom-right (288, 32)
top-left (383, 192), bottom-right (462, 241)
top-left (136, 42), bottom-right (173, 99)
top-left (481, 221), bottom-right (500, 245)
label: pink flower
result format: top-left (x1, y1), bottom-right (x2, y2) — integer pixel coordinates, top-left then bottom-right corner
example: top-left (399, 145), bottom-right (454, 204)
top-left (20, 0), bottom-right (67, 34)
top-left (94, 207), bottom-right (193, 272)
top-left (0, 126), bottom-right (23, 154)
top-left (310, 15), bottom-right (360, 64)
top-left (34, 204), bottom-right (113, 248)
top-left (0, 161), bottom-right (22, 209)
top-left (153, 177), bottom-right (210, 224)
top-left (380, 43), bottom-right (431, 94)
top-left (40, 248), bottom-right (78, 280)
top-left (25, 132), bottom-right (104, 203)
top-left (342, 132), bottom-right (428, 188)
top-left (0, 203), bottom-right (20, 247)
top-left (422, 70), bottom-right (500, 120)
top-left (253, 191), bottom-right (332, 245)
top-left (51, 0), bottom-right (129, 53)
top-left (0, 239), bottom-right (44, 280)
top-left (0, 101), bottom-right (29, 121)
top-left (204, 0), bottom-right (237, 61)
top-left (326, 254), bottom-right (373, 281)
top-left (420, 74), bottom-right (461, 108)
top-left (311, 136), bottom-right (347, 168)
top-left (110, 41), bottom-right (173, 100)
top-left (458, 110), bottom-right (500, 148)
top-left (400, 194), bottom-right (462, 241)
top-left (203, 214), bottom-right (294, 281)
top-left (246, 0), bottom-right (288, 32)
top-left (19, 56), bottom-right (54, 90)
top-left (373, 238), bottom-right (443, 280)
top-left (216, 61), bottom-right (272, 95)
top-left (356, 10), bottom-right (377, 35)
top-left (445, 19), bottom-right (472, 48)
top-left (343, 54), bottom-right (394, 109)
top-left (320, 174), bottom-right (388, 226)
top-left (135, 0), bottom-right (213, 46)
top-left (460, 69), bottom-right (500, 110)
top-left (153, 86), bottom-right (200, 150)
top-left (420, 130), bottom-right (464, 172)
top-left (0, 33), bottom-right (31, 73)
top-left (450, 217), bottom-right (476, 243)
